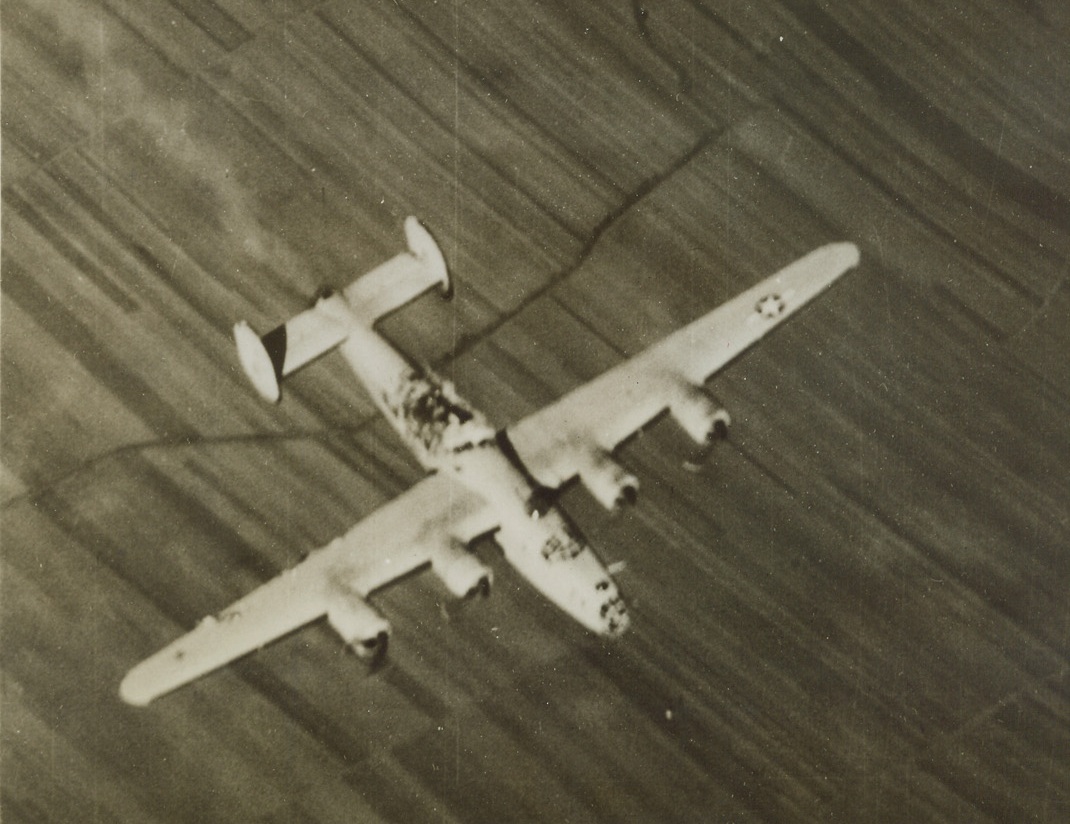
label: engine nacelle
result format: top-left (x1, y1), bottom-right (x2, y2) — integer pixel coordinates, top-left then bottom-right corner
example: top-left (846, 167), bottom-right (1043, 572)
top-left (326, 595), bottom-right (391, 660)
top-left (580, 453), bottom-right (640, 511)
top-left (671, 388), bottom-right (731, 445)
top-left (432, 544), bottom-right (493, 600)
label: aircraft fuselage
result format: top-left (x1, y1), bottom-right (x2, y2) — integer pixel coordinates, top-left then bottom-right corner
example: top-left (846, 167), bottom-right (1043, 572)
top-left (333, 301), bottom-right (629, 637)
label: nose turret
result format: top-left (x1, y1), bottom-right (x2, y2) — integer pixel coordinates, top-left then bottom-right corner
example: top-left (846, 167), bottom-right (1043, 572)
top-left (604, 603), bottom-right (629, 635)
top-left (593, 577), bottom-right (629, 636)
top-left (600, 592), bottom-right (630, 635)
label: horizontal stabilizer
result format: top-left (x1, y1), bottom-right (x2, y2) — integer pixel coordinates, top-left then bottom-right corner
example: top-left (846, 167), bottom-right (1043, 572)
top-left (344, 216), bottom-right (451, 324)
top-left (234, 217), bottom-right (450, 402)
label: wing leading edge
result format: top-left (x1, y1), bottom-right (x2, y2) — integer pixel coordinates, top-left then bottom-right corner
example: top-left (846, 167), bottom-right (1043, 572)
top-left (120, 474), bottom-right (492, 706)
top-left (507, 242), bottom-right (860, 488)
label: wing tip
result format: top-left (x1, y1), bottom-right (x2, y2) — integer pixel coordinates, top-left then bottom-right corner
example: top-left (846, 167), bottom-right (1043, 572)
top-left (828, 240), bottom-right (861, 272)
top-left (119, 670), bottom-right (157, 707)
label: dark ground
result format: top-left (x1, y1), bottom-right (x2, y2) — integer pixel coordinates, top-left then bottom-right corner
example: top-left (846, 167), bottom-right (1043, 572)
top-left (2, 1), bottom-right (1068, 821)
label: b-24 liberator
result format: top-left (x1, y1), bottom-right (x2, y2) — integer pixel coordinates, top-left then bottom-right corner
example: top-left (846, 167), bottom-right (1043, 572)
top-left (120, 217), bottom-right (859, 705)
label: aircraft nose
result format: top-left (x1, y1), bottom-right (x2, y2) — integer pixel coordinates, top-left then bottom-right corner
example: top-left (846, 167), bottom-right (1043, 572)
top-left (599, 594), bottom-right (629, 636)
top-left (606, 607), bottom-right (629, 636)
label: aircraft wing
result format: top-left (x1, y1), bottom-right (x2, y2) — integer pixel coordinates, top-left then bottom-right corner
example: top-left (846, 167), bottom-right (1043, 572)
top-left (506, 243), bottom-right (860, 488)
top-left (120, 473), bottom-right (493, 706)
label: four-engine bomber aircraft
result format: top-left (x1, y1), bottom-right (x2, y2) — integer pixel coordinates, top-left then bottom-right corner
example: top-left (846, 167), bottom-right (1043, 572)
top-left (120, 217), bottom-right (859, 706)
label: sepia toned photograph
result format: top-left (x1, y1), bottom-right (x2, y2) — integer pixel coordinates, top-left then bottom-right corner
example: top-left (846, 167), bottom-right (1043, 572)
top-left (2, 1), bottom-right (1068, 821)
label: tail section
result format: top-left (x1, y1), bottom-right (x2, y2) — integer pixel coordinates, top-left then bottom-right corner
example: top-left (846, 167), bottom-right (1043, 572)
top-left (234, 217), bottom-right (450, 402)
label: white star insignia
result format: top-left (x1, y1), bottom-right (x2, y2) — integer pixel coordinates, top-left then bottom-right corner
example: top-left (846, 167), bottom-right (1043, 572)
top-left (756, 294), bottom-right (786, 319)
